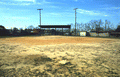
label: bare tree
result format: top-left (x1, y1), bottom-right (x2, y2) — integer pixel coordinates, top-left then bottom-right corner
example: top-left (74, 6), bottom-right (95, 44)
top-left (115, 24), bottom-right (120, 32)
top-left (28, 25), bottom-right (34, 30)
top-left (104, 20), bottom-right (115, 31)
top-left (107, 21), bottom-right (111, 31)
top-left (88, 20), bottom-right (95, 31)
top-left (82, 23), bottom-right (85, 31)
top-left (12, 27), bottom-right (19, 35)
top-left (70, 19), bottom-right (116, 33)
top-left (98, 19), bottom-right (104, 31)
top-left (85, 23), bottom-right (91, 31)
top-left (89, 20), bottom-right (94, 30)
top-left (93, 20), bottom-right (98, 31)
top-left (80, 23), bottom-right (83, 31)
top-left (109, 23), bottom-right (115, 31)
top-left (105, 20), bottom-right (108, 31)
top-left (84, 23), bottom-right (87, 31)
top-left (35, 27), bottom-right (40, 29)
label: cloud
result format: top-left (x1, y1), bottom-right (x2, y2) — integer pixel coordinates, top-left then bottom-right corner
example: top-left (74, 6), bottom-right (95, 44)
top-left (0, 0), bottom-right (62, 6)
top-left (77, 9), bottom-right (108, 16)
top-left (42, 0), bottom-right (51, 4)
top-left (13, 0), bottom-right (51, 4)
top-left (74, 0), bottom-right (78, 2)
top-left (74, 0), bottom-right (93, 2)
top-left (13, 0), bottom-right (36, 2)
top-left (101, 7), bottom-right (120, 10)
top-left (49, 6), bottom-right (60, 9)
top-left (100, 7), bottom-right (119, 16)
top-left (0, 1), bottom-right (36, 6)
top-left (104, 15), bottom-right (108, 17)
top-left (77, 9), bottom-right (99, 15)
top-left (0, 0), bottom-right (53, 6)
top-left (11, 16), bottom-right (29, 20)
top-left (49, 13), bottom-right (61, 16)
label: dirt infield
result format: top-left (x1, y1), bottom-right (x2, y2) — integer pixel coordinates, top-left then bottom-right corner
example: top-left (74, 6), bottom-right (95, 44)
top-left (0, 36), bottom-right (117, 46)
top-left (0, 36), bottom-right (120, 76)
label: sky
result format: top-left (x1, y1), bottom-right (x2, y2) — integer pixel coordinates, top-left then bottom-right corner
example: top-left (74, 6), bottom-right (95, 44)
top-left (0, 0), bottom-right (120, 29)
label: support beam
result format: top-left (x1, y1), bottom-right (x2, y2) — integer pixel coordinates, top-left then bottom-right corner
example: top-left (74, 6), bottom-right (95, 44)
top-left (69, 28), bottom-right (70, 35)
top-left (55, 28), bottom-right (56, 35)
top-left (62, 28), bottom-right (63, 35)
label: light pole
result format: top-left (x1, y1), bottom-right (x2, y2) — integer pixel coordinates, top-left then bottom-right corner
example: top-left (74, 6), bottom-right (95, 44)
top-left (37, 9), bottom-right (43, 26)
top-left (105, 20), bottom-right (107, 31)
top-left (74, 8), bottom-right (78, 36)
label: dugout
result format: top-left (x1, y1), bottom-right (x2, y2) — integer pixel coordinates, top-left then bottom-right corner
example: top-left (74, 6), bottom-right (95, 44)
top-left (39, 25), bottom-right (71, 35)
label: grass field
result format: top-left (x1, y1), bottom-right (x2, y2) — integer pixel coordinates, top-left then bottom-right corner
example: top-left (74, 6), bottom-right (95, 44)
top-left (0, 35), bottom-right (120, 77)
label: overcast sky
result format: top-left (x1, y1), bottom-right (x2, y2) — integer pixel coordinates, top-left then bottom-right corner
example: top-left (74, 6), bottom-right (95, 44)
top-left (0, 0), bottom-right (120, 29)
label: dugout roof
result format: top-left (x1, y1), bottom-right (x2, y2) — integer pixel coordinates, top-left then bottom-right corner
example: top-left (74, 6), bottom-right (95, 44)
top-left (39, 25), bottom-right (71, 28)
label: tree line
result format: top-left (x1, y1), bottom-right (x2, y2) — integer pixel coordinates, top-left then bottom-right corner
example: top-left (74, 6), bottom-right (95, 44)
top-left (69, 19), bottom-right (118, 33)
top-left (0, 19), bottom-right (120, 36)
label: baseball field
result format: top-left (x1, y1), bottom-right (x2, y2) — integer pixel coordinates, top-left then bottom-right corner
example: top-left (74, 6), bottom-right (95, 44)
top-left (0, 35), bottom-right (120, 77)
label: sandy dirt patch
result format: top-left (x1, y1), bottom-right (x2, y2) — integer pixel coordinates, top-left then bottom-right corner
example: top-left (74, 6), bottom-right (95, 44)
top-left (0, 36), bottom-right (117, 46)
top-left (0, 36), bottom-right (120, 77)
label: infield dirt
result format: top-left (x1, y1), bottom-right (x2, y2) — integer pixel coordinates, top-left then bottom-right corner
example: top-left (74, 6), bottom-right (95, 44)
top-left (0, 36), bottom-right (120, 77)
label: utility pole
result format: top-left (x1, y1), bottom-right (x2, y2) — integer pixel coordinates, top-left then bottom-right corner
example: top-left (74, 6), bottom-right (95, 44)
top-left (37, 9), bottom-right (43, 26)
top-left (74, 8), bottom-right (78, 36)
top-left (98, 19), bottom-right (101, 32)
